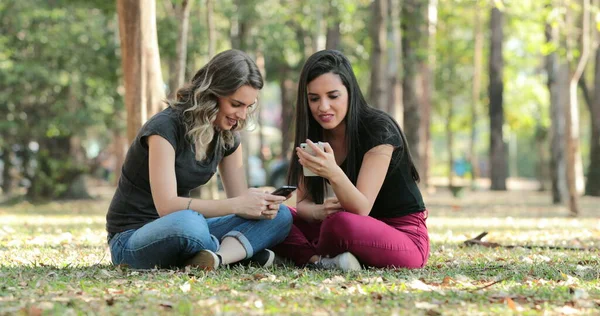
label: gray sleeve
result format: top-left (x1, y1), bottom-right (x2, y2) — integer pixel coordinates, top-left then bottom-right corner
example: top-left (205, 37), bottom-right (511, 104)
top-left (223, 132), bottom-right (241, 157)
top-left (138, 112), bottom-right (181, 152)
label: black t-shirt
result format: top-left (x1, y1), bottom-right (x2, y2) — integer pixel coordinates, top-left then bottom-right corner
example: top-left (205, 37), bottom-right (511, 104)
top-left (346, 114), bottom-right (425, 218)
top-left (106, 107), bottom-right (241, 233)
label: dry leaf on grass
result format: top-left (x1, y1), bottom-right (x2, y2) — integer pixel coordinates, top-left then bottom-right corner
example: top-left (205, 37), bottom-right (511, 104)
top-left (179, 281), bottom-right (191, 293)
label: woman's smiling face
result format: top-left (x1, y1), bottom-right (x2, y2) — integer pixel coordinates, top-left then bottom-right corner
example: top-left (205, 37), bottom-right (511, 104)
top-left (214, 85), bottom-right (258, 130)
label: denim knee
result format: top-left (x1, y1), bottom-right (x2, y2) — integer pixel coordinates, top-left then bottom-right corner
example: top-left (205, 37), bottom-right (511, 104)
top-left (274, 204), bottom-right (294, 230)
top-left (162, 210), bottom-right (218, 251)
top-left (270, 204), bottom-right (293, 243)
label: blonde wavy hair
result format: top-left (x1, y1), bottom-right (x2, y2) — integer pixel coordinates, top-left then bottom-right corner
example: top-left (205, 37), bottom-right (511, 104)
top-left (169, 49), bottom-right (263, 161)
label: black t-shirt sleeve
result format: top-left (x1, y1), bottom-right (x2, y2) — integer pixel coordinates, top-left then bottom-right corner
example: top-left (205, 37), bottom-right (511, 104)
top-left (223, 132), bottom-right (241, 157)
top-left (139, 112), bottom-right (181, 152)
top-left (363, 117), bottom-right (403, 151)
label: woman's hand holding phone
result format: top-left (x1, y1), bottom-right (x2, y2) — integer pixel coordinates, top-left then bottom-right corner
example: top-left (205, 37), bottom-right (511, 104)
top-left (234, 188), bottom-right (286, 220)
top-left (297, 140), bottom-right (341, 180)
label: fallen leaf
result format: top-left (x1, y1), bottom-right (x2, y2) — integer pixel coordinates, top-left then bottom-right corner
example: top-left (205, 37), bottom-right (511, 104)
top-left (197, 297), bottom-right (218, 307)
top-left (346, 285), bottom-right (366, 295)
top-left (555, 305), bottom-right (580, 315)
top-left (322, 276), bottom-right (346, 284)
top-left (180, 281), bottom-right (191, 293)
top-left (25, 306), bottom-right (43, 316)
top-left (253, 273), bottom-right (266, 280)
top-left (370, 292), bottom-right (383, 301)
top-left (505, 297), bottom-right (516, 311)
top-left (442, 276), bottom-right (453, 286)
top-left (407, 279), bottom-right (434, 291)
top-left (106, 288), bottom-right (124, 295)
top-left (415, 301), bottom-right (438, 309)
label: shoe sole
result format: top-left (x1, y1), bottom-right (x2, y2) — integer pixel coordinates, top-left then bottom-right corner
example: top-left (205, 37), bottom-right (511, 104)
top-left (338, 252), bottom-right (362, 271)
top-left (186, 250), bottom-right (218, 271)
top-left (262, 249), bottom-right (275, 268)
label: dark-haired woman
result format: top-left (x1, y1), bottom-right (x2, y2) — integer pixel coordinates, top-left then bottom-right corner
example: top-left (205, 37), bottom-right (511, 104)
top-left (274, 50), bottom-right (429, 271)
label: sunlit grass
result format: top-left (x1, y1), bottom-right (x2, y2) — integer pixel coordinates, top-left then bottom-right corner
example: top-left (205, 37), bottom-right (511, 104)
top-left (1, 189), bottom-right (599, 315)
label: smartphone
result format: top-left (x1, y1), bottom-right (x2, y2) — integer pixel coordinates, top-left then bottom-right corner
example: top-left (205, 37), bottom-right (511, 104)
top-left (271, 185), bottom-right (297, 196)
top-left (300, 142), bottom-right (325, 177)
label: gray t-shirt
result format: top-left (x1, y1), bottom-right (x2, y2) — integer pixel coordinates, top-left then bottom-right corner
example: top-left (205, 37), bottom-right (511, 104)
top-left (106, 107), bottom-right (241, 233)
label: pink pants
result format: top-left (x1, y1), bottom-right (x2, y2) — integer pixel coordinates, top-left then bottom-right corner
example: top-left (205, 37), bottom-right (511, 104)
top-left (273, 208), bottom-right (430, 268)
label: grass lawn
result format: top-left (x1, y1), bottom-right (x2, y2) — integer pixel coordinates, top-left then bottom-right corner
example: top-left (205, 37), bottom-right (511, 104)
top-left (1, 187), bottom-right (599, 315)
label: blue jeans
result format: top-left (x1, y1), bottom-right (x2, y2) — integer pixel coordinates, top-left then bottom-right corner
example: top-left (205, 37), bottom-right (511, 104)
top-left (108, 205), bottom-right (293, 269)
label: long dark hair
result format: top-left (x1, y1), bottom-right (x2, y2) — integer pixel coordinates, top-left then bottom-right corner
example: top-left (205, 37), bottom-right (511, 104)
top-left (287, 50), bottom-right (419, 204)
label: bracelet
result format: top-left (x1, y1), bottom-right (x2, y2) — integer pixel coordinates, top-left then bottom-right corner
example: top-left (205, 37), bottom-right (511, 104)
top-left (186, 198), bottom-right (193, 210)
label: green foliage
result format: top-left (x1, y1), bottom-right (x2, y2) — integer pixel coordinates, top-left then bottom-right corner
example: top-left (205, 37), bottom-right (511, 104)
top-left (0, 0), bottom-right (121, 198)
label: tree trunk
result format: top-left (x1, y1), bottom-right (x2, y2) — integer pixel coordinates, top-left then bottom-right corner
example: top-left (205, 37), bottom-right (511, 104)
top-left (1, 145), bottom-right (13, 195)
top-left (565, 0), bottom-right (590, 215)
top-left (587, 43), bottom-right (600, 196)
top-left (488, 7), bottom-right (507, 191)
top-left (256, 52), bottom-right (267, 170)
top-left (280, 67), bottom-right (296, 160)
top-left (546, 22), bottom-right (567, 204)
top-left (117, 0), bottom-right (166, 143)
top-left (168, 0), bottom-right (192, 99)
top-left (535, 123), bottom-right (549, 191)
top-left (402, 0), bottom-right (425, 173)
top-left (470, 2), bottom-right (483, 188)
top-left (369, 0), bottom-right (387, 111)
top-left (446, 102), bottom-right (454, 188)
top-left (206, 0), bottom-right (216, 58)
top-left (325, 3), bottom-right (341, 50)
top-left (231, 0), bottom-right (251, 51)
top-left (113, 129), bottom-right (126, 186)
top-left (419, 0), bottom-right (437, 189)
top-left (387, 0), bottom-right (403, 126)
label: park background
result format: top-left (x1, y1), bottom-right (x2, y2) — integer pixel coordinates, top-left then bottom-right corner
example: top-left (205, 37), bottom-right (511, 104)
top-left (1, 0), bottom-right (599, 314)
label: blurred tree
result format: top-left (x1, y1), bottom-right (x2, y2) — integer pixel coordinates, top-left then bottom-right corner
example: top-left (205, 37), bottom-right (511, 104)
top-left (545, 11), bottom-right (568, 203)
top-left (0, 0), bottom-right (122, 199)
top-left (470, 0), bottom-right (484, 188)
top-left (163, 0), bottom-right (193, 99)
top-left (402, 0), bottom-right (426, 176)
top-left (488, 5), bottom-right (508, 190)
top-left (586, 33), bottom-right (600, 196)
top-left (419, 0), bottom-right (438, 189)
top-left (387, 0), bottom-right (403, 125)
top-left (117, 0), bottom-right (166, 144)
top-left (369, 0), bottom-right (387, 111)
top-left (206, 0), bottom-right (216, 58)
top-left (564, 0), bottom-right (590, 215)
top-left (325, 2), bottom-right (341, 50)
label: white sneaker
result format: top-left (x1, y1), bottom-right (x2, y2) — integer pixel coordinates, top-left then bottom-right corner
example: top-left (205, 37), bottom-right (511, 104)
top-left (317, 252), bottom-right (362, 271)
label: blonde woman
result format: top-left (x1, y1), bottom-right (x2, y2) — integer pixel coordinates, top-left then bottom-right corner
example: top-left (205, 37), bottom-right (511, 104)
top-left (106, 50), bottom-right (292, 270)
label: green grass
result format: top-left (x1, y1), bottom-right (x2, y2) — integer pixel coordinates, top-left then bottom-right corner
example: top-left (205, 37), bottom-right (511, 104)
top-left (1, 189), bottom-right (599, 315)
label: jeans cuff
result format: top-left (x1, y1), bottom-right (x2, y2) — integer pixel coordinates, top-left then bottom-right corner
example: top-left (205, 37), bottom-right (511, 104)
top-left (211, 234), bottom-right (220, 251)
top-left (222, 230), bottom-right (254, 259)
